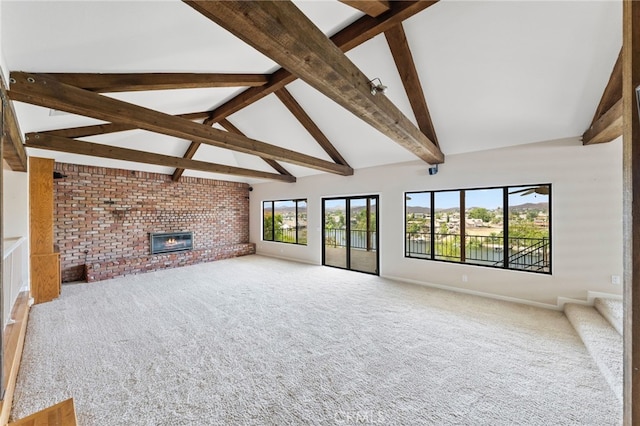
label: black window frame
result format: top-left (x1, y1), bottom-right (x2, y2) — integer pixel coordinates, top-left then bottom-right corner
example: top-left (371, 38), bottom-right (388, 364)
top-left (405, 184), bottom-right (551, 274)
top-left (262, 199), bottom-right (308, 245)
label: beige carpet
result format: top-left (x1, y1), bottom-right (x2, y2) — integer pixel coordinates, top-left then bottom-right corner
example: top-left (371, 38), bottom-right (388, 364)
top-left (12, 255), bottom-right (620, 425)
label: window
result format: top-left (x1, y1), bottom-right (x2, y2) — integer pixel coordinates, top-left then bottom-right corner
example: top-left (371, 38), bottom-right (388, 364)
top-left (405, 185), bottom-right (551, 273)
top-left (263, 199), bottom-right (307, 245)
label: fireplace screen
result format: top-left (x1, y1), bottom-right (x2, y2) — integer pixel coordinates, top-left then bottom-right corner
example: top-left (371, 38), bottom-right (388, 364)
top-left (150, 232), bottom-right (193, 255)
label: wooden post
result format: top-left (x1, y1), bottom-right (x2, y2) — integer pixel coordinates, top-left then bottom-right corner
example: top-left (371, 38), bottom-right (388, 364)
top-left (1, 77), bottom-right (5, 400)
top-left (622, 1), bottom-right (640, 423)
top-left (29, 157), bottom-right (60, 304)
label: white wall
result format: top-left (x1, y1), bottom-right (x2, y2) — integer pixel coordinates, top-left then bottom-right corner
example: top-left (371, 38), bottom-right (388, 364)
top-left (3, 160), bottom-right (29, 293)
top-left (3, 161), bottom-right (29, 240)
top-left (250, 137), bottom-right (623, 306)
top-left (0, 0), bottom-right (8, 86)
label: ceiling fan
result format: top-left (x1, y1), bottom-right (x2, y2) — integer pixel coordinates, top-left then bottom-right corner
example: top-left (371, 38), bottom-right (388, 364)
top-left (509, 185), bottom-right (549, 196)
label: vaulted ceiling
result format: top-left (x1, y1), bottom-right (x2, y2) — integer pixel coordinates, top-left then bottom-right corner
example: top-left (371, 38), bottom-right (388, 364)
top-left (1, 0), bottom-right (622, 184)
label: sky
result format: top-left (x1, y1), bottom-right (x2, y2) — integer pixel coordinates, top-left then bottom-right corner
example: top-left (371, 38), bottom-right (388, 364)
top-left (270, 186), bottom-right (549, 213)
top-left (406, 185), bottom-right (550, 210)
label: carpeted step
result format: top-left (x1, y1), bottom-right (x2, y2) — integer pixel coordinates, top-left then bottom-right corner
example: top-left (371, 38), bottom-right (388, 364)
top-left (594, 297), bottom-right (623, 336)
top-left (564, 303), bottom-right (622, 403)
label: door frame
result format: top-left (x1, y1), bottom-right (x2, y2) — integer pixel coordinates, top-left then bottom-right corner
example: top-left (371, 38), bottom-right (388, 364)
top-left (321, 195), bottom-right (380, 275)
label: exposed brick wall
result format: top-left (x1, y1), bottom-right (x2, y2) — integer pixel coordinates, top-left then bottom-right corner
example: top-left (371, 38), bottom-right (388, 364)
top-left (54, 163), bottom-right (254, 283)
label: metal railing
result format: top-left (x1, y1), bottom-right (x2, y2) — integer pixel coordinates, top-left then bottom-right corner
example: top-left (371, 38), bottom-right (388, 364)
top-left (265, 227), bottom-right (307, 244)
top-left (324, 229), bottom-right (377, 250)
top-left (406, 232), bottom-right (550, 272)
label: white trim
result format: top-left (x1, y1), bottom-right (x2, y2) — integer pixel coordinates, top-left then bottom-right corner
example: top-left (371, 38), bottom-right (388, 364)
top-left (255, 252), bottom-right (318, 266)
top-left (556, 297), bottom-right (591, 310)
top-left (3, 236), bottom-right (26, 260)
top-left (382, 274), bottom-right (562, 311)
top-left (587, 291), bottom-right (622, 301)
top-left (557, 291), bottom-right (623, 310)
top-left (255, 255), bottom-right (623, 312)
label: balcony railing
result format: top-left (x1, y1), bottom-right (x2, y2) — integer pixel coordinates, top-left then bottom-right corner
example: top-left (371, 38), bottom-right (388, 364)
top-left (265, 227), bottom-right (307, 245)
top-left (406, 232), bottom-right (550, 272)
top-left (324, 229), bottom-right (377, 251)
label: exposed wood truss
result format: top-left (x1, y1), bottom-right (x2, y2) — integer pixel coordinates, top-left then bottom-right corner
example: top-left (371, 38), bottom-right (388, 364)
top-left (184, 0), bottom-right (444, 165)
top-left (1, 72), bottom-right (27, 172)
top-left (218, 119), bottom-right (293, 177)
top-left (339, 1), bottom-right (390, 17)
top-left (274, 88), bottom-right (350, 167)
top-left (583, 49), bottom-right (622, 145)
top-left (41, 111), bottom-right (211, 139)
top-left (45, 73), bottom-right (269, 93)
top-left (8, 72), bottom-right (352, 176)
top-left (25, 133), bottom-right (295, 183)
top-left (385, 24), bottom-right (439, 147)
top-left (39, 1), bottom-right (438, 181)
top-left (172, 0), bottom-right (439, 179)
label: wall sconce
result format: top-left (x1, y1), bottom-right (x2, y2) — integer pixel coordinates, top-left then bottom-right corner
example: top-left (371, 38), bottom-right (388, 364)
top-left (369, 78), bottom-right (388, 96)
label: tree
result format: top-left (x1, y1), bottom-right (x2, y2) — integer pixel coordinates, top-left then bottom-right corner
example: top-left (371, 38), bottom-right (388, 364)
top-left (439, 222), bottom-right (448, 235)
top-left (407, 221), bottom-right (421, 234)
top-left (502, 222), bottom-right (548, 240)
top-left (468, 207), bottom-right (493, 223)
top-left (325, 211), bottom-right (345, 230)
top-left (264, 213), bottom-right (283, 240)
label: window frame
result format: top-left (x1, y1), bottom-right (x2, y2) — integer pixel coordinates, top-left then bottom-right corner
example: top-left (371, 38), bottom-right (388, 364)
top-left (262, 199), bottom-right (308, 246)
top-left (404, 184), bottom-right (552, 274)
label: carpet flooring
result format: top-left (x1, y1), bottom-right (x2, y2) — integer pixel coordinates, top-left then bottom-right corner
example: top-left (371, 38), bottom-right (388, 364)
top-left (12, 255), bottom-right (620, 425)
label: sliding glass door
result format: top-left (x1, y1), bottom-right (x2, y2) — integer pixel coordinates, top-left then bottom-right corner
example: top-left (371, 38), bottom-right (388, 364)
top-left (322, 196), bottom-right (378, 275)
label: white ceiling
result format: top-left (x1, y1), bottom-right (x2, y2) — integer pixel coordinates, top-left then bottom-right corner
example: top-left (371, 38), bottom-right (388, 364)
top-left (0, 0), bottom-right (622, 184)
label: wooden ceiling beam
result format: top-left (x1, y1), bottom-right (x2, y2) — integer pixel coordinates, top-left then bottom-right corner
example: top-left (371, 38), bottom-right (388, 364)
top-left (385, 23), bottom-right (439, 147)
top-left (40, 111), bottom-right (210, 139)
top-left (25, 133), bottom-right (295, 183)
top-left (42, 73), bottom-right (269, 93)
top-left (184, 1), bottom-right (444, 165)
top-left (0, 75), bottom-right (27, 172)
top-left (205, 1), bottom-right (438, 125)
top-left (8, 72), bottom-right (352, 176)
top-left (582, 99), bottom-right (622, 145)
top-left (172, 1), bottom-right (438, 178)
top-left (274, 88), bottom-right (350, 167)
top-left (218, 119), bottom-right (294, 176)
top-left (171, 142), bottom-right (202, 181)
top-left (592, 49), bottom-right (622, 124)
top-left (583, 49), bottom-right (622, 145)
top-left (339, 1), bottom-right (390, 17)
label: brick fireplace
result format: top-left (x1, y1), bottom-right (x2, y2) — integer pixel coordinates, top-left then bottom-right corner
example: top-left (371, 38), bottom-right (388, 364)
top-left (54, 163), bottom-right (255, 282)
top-left (150, 231), bottom-right (194, 254)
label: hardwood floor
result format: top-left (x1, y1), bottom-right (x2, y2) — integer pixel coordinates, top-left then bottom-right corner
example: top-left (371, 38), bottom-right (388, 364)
top-left (0, 292), bottom-right (31, 425)
top-left (8, 399), bottom-right (76, 426)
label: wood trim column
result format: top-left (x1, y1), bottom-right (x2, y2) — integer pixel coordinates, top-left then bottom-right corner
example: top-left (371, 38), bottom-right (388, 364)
top-left (29, 157), bottom-right (60, 304)
top-left (1, 75), bottom-right (5, 400)
top-left (622, 1), bottom-right (640, 423)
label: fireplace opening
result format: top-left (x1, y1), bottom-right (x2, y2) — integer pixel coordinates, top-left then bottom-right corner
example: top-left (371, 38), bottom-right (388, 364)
top-left (150, 232), bottom-right (193, 255)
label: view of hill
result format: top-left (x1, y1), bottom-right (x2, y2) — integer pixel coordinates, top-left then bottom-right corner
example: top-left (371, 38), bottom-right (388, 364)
top-left (407, 202), bottom-right (548, 215)
top-left (276, 202), bottom-right (547, 214)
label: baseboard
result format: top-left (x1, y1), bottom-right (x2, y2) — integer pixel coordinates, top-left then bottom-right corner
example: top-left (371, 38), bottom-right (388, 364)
top-left (587, 291), bottom-right (622, 301)
top-left (557, 291), bottom-right (623, 310)
top-left (254, 255), bottom-right (622, 312)
top-left (254, 252), bottom-right (318, 266)
top-left (557, 297), bottom-right (591, 310)
top-left (0, 292), bottom-right (32, 425)
top-left (382, 274), bottom-right (562, 311)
